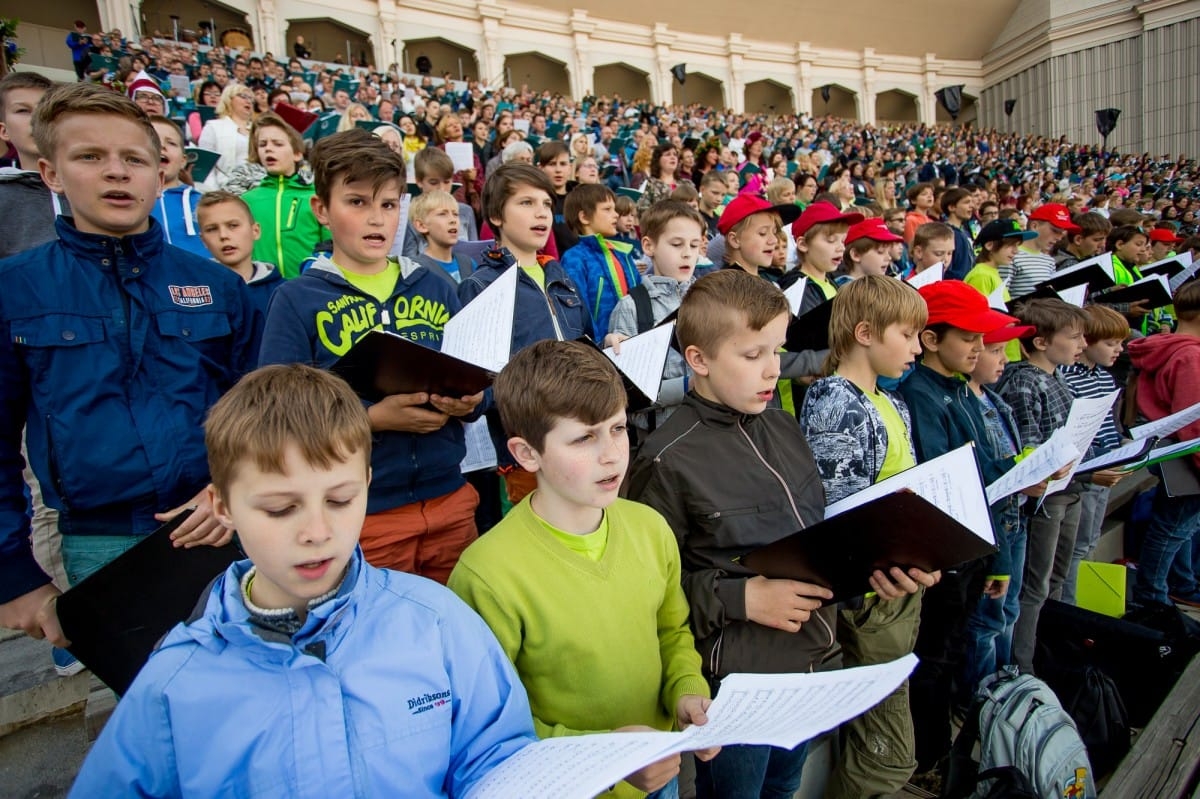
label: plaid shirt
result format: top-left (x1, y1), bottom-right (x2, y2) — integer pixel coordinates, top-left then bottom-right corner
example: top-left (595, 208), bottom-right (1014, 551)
top-left (996, 361), bottom-right (1074, 448)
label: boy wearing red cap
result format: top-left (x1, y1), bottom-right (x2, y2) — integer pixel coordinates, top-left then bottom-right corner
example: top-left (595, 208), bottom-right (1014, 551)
top-left (1149, 227), bottom-right (1183, 262)
top-left (715, 193), bottom-right (799, 282)
top-left (834, 217), bottom-right (902, 285)
top-left (1007, 203), bottom-right (1080, 298)
top-left (783, 200), bottom-right (863, 314)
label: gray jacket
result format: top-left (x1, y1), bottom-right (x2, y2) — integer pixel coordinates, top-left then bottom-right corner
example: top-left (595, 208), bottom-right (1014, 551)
top-left (0, 169), bottom-right (69, 259)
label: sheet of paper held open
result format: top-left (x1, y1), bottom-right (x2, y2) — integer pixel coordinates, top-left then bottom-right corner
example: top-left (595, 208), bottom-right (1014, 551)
top-left (905, 262), bottom-right (943, 290)
top-left (442, 264), bottom-right (518, 373)
top-left (603, 323), bottom-right (675, 403)
top-left (822, 444), bottom-right (994, 545)
top-left (1043, 389), bottom-right (1121, 498)
top-left (985, 428), bottom-right (1078, 505)
top-left (1129, 399), bottom-right (1200, 442)
top-left (783, 277), bottom-right (808, 316)
top-left (466, 655), bottom-right (918, 799)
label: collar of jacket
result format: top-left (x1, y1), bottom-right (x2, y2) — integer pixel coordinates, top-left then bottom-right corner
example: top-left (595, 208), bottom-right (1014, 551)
top-left (56, 214), bottom-right (165, 270)
top-left (683, 390), bottom-right (761, 429)
top-left (914, 362), bottom-right (971, 395)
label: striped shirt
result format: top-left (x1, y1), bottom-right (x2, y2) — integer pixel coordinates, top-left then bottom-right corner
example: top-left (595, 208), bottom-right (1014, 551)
top-left (1061, 363), bottom-right (1122, 456)
top-left (1008, 248), bottom-right (1056, 298)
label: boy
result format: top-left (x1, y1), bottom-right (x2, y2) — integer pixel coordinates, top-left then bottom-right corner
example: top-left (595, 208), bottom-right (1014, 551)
top-left (561, 183), bottom-right (641, 341)
top-left (939, 187), bottom-right (976, 281)
top-left (697, 171), bottom-right (726, 239)
top-left (0, 72), bottom-right (65, 259)
top-left (606, 200), bottom-right (705, 431)
top-left (259, 129), bottom-right (482, 583)
top-left (409, 189), bottom-right (474, 286)
top-left (449, 342), bottom-right (716, 799)
top-left (242, 112), bottom-right (327, 278)
top-left (538, 141), bottom-right (579, 255)
top-left (1128, 281), bottom-right (1200, 606)
top-left (1054, 211), bottom-right (1111, 269)
top-left (996, 298), bottom-right (1089, 673)
top-left (612, 194), bottom-right (644, 262)
top-left (147, 115), bottom-right (208, 258)
top-left (196, 190), bottom-right (283, 319)
top-left (1060, 305), bottom-right (1130, 605)
top-left (459, 164), bottom-right (590, 504)
top-left (799, 275), bottom-right (930, 799)
top-left (1006, 203), bottom-right (1079, 298)
top-left (627, 270), bottom-right (930, 799)
top-left (70, 364), bottom-right (536, 797)
top-left (0, 84), bottom-right (256, 646)
top-left (835, 217), bottom-right (902, 285)
top-left (1149, 227), bottom-right (1183, 262)
top-left (966, 219), bottom-right (1038, 362)
top-left (401, 147), bottom-right (477, 259)
top-left (908, 222), bottom-right (955, 281)
top-left (786, 200), bottom-right (862, 312)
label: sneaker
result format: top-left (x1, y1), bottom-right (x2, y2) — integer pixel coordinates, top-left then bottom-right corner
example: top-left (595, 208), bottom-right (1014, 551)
top-left (52, 647), bottom-right (84, 678)
top-left (1169, 591), bottom-right (1200, 608)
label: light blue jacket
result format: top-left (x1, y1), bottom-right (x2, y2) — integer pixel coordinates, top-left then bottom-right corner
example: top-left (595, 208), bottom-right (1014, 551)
top-left (69, 550), bottom-right (536, 798)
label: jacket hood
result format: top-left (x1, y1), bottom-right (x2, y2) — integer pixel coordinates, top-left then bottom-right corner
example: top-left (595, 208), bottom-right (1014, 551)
top-left (306, 253), bottom-right (424, 283)
top-left (640, 273), bottom-right (695, 297)
top-left (1129, 333), bottom-right (1200, 372)
top-left (0, 167), bottom-right (46, 186)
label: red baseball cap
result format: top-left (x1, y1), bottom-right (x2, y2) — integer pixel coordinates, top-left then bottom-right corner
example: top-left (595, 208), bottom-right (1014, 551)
top-left (1149, 228), bottom-right (1183, 244)
top-left (790, 201), bottom-right (864, 239)
top-left (846, 217), bottom-right (903, 244)
top-left (717, 194), bottom-right (801, 236)
top-left (983, 324), bottom-right (1036, 345)
top-left (1028, 203), bottom-right (1081, 233)
top-left (919, 281), bottom-right (1019, 333)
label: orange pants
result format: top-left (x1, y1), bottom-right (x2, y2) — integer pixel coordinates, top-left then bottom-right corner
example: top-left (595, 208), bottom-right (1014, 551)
top-left (359, 483), bottom-right (479, 584)
top-left (502, 468), bottom-right (538, 505)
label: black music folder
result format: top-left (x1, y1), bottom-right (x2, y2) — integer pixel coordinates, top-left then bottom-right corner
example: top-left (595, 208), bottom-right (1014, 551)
top-left (785, 300), bottom-right (833, 353)
top-left (740, 492), bottom-right (997, 604)
top-left (1092, 274), bottom-right (1173, 310)
top-left (330, 330), bottom-right (494, 403)
top-left (57, 511), bottom-right (242, 695)
top-left (1027, 255), bottom-right (1116, 295)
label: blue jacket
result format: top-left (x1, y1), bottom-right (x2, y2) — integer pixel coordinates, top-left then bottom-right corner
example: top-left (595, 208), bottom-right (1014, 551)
top-left (259, 256), bottom-right (471, 512)
top-left (560, 235), bottom-right (640, 341)
top-left (945, 223), bottom-right (975, 282)
top-left (0, 217), bottom-right (257, 602)
top-left (245, 260), bottom-right (284, 322)
top-left (69, 550), bottom-right (536, 798)
top-left (149, 184), bottom-right (209, 259)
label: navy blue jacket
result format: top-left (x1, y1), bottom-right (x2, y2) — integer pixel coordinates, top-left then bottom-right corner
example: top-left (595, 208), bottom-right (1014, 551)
top-left (0, 217), bottom-right (257, 602)
top-left (259, 256), bottom-right (470, 513)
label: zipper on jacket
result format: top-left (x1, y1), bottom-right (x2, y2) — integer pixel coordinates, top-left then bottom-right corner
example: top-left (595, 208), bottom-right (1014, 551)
top-left (593, 276), bottom-right (604, 321)
top-left (273, 178), bottom-right (285, 271)
top-left (541, 282), bottom-right (565, 340)
top-left (44, 415), bottom-right (70, 511)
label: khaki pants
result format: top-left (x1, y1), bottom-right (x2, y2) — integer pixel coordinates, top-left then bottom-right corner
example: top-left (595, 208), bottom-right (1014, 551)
top-left (22, 437), bottom-right (67, 590)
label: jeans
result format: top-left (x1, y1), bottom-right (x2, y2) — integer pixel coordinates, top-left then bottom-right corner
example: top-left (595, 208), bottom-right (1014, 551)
top-left (1169, 527), bottom-right (1200, 596)
top-left (1134, 489), bottom-right (1200, 604)
top-left (694, 742), bottom-right (809, 799)
top-left (1062, 483), bottom-right (1110, 605)
top-left (1012, 493), bottom-right (1082, 672)
top-left (964, 515), bottom-right (1027, 696)
top-left (61, 534), bottom-right (143, 587)
top-left (645, 777), bottom-right (679, 799)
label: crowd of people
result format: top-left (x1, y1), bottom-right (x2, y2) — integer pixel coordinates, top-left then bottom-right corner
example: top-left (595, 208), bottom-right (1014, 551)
top-left (1, 27), bottom-right (1199, 798)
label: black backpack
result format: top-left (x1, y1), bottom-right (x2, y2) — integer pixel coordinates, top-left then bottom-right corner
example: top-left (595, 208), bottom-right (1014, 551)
top-left (1054, 666), bottom-right (1130, 777)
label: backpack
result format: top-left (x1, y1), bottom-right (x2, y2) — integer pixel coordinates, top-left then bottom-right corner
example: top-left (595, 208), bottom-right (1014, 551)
top-left (630, 282), bottom-right (654, 334)
top-left (1055, 666), bottom-right (1130, 777)
top-left (944, 670), bottom-right (1095, 799)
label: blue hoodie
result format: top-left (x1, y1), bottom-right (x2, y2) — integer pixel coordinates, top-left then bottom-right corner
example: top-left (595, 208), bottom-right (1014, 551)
top-left (259, 256), bottom-right (474, 512)
top-left (69, 549), bottom-right (536, 798)
top-left (149, 184), bottom-right (210, 259)
top-left (560, 234), bottom-right (640, 341)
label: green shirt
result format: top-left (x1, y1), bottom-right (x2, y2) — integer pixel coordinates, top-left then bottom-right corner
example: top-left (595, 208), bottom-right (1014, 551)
top-left (865, 388), bottom-right (916, 481)
top-left (534, 501), bottom-right (609, 562)
top-left (340, 259), bottom-right (400, 303)
top-left (811, 274), bottom-right (837, 300)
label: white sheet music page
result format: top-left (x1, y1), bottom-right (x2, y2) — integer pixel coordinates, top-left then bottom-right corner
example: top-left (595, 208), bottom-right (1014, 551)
top-left (1129, 399), bottom-right (1200, 441)
top-left (459, 418), bottom-right (497, 473)
top-left (784, 277), bottom-right (808, 316)
top-left (603, 323), bottom-right (675, 403)
top-left (442, 264), bottom-right (518, 372)
top-left (1043, 389), bottom-right (1121, 498)
top-left (1057, 284), bottom-right (1088, 308)
top-left (906, 262), bottom-right (943, 290)
top-left (985, 428), bottom-right (1077, 505)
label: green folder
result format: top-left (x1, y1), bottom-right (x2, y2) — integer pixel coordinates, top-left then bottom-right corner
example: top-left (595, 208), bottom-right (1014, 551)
top-left (310, 112), bottom-right (343, 142)
top-left (195, 105), bottom-right (217, 123)
top-left (88, 55), bottom-right (118, 74)
top-left (1075, 561), bottom-right (1126, 618)
top-left (616, 186), bottom-right (643, 201)
top-left (185, 147), bottom-right (222, 184)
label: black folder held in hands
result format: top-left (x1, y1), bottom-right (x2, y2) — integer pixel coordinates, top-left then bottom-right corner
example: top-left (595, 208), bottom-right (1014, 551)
top-left (1092, 275), bottom-right (1174, 310)
top-left (740, 492), bottom-right (997, 604)
top-left (57, 510), bottom-right (242, 695)
top-left (785, 300), bottom-right (833, 353)
top-left (330, 330), bottom-right (495, 403)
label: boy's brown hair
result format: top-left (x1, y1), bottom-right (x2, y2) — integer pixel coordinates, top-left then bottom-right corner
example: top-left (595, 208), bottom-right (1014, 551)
top-left (1106, 224), bottom-right (1146, 253)
top-left (0, 72), bottom-right (53, 120)
top-left (906, 181), bottom-right (934, 205)
top-left (311, 128), bottom-right (404, 204)
top-left (32, 82), bottom-right (159, 162)
top-left (1010, 298), bottom-right (1089, 348)
top-left (205, 364), bottom-right (371, 498)
top-left (248, 112), bottom-right (304, 164)
top-left (939, 187), bottom-right (971, 216)
top-left (414, 146), bottom-right (454, 181)
top-left (563, 182), bottom-right (615, 235)
top-left (1175, 280), bottom-right (1200, 323)
top-left (699, 170), bottom-right (727, 190)
top-left (1080, 304), bottom-right (1129, 344)
top-left (827, 275), bottom-right (928, 373)
top-left (1072, 211), bottom-right (1112, 239)
top-left (670, 182), bottom-right (699, 203)
top-left (196, 189), bottom-right (254, 221)
top-left (614, 194), bottom-right (637, 217)
top-left (409, 189), bottom-right (458, 223)
top-left (639, 200), bottom-right (705, 244)
top-left (912, 221), bottom-right (954, 250)
top-left (677, 269), bottom-right (789, 357)
top-left (493, 339), bottom-right (625, 452)
top-left (482, 163), bottom-right (555, 235)
top-left (535, 140), bottom-right (569, 165)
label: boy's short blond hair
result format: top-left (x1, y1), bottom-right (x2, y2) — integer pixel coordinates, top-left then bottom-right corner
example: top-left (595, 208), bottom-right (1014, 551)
top-left (32, 82), bottom-right (159, 162)
top-left (409, 189), bottom-right (458, 223)
top-left (827, 276), bottom-right (928, 373)
top-left (205, 364), bottom-right (371, 498)
top-left (765, 177), bottom-right (793, 205)
top-left (196, 189), bottom-right (254, 222)
top-left (493, 340), bottom-right (625, 452)
top-left (414, 146), bottom-right (454, 181)
top-left (639, 200), bottom-right (705, 244)
top-left (912, 222), bottom-right (954, 250)
top-left (677, 269), bottom-right (789, 358)
top-left (1080, 304), bottom-right (1129, 344)
top-left (311, 128), bottom-right (404, 205)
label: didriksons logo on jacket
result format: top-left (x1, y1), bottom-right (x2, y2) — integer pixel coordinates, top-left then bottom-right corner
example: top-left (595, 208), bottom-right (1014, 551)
top-left (316, 292), bottom-right (452, 356)
top-left (406, 689), bottom-right (451, 716)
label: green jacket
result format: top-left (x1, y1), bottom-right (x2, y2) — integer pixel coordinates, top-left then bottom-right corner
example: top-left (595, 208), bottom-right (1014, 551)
top-left (243, 171), bottom-right (328, 279)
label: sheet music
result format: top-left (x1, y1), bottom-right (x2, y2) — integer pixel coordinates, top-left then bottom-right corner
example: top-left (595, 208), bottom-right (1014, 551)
top-left (986, 284), bottom-right (1007, 310)
top-left (389, 194), bottom-right (411, 257)
top-left (824, 444), bottom-right (994, 544)
top-left (603, 323), bottom-right (675, 403)
top-left (1129, 399), bottom-right (1200, 441)
top-left (1142, 437), bottom-right (1200, 468)
top-left (459, 418), bottom-right (498, 473)
top-left (443, 265), bottom-right (518, 372)
top-left (985, 428), bottom-right (1078, 504)
top-left (1075, 437), bottom-right (1155, 474)
top-left (1143, 251), bottom-right (1192, 278)
top-left (1054, 252), bottom-right (1114, 283)
top-left (466, 656), bottom-right (917, 799)
top-left (512, 118), bottom-right (530, 133)
top-left (784, 277), bottom-right (808, 316)
top-left (445, 141), bottom-right (475, 172)
top-left (906, 262), bottom-right (943, 290)
top-left (1170, 253), bottom-right (1199, 292)
top-left (1057, 283), bottom-right (1088, 308)
top-left (1044, 390), bottom-right (1121, 497)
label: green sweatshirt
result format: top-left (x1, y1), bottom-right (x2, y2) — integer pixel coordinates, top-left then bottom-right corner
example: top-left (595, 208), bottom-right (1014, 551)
top-left (243, 171), bottom-right (328, 279)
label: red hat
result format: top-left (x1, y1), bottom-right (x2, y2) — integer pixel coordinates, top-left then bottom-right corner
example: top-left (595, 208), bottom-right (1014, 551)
top-left (745, 130), bottom-right (764, 147)
top-left (717, 193), bottom-right (801, 236)
top-left (919, 281), bottom-right (1019, 333)
top-left (1028, 203), bottom-right (1081, 233)
top-left (126, 71), bottom-right (164, 102)
top-left (1149, 228), bottom-right (1183, 244)
top-left (791, 201), bottom-right (864, 239)
top-left (983, 324), bottom-right (1036, 345)
top-left (846, 217), bottom-right (902, 244)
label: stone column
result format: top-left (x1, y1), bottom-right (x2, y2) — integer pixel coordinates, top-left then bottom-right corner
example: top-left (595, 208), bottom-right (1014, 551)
top-left (652, 24), bottom-right (677, 106)
top-left (478, 2), bottom-right (506, 88)
top-left (727, 33), bottom-right (747, 114)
